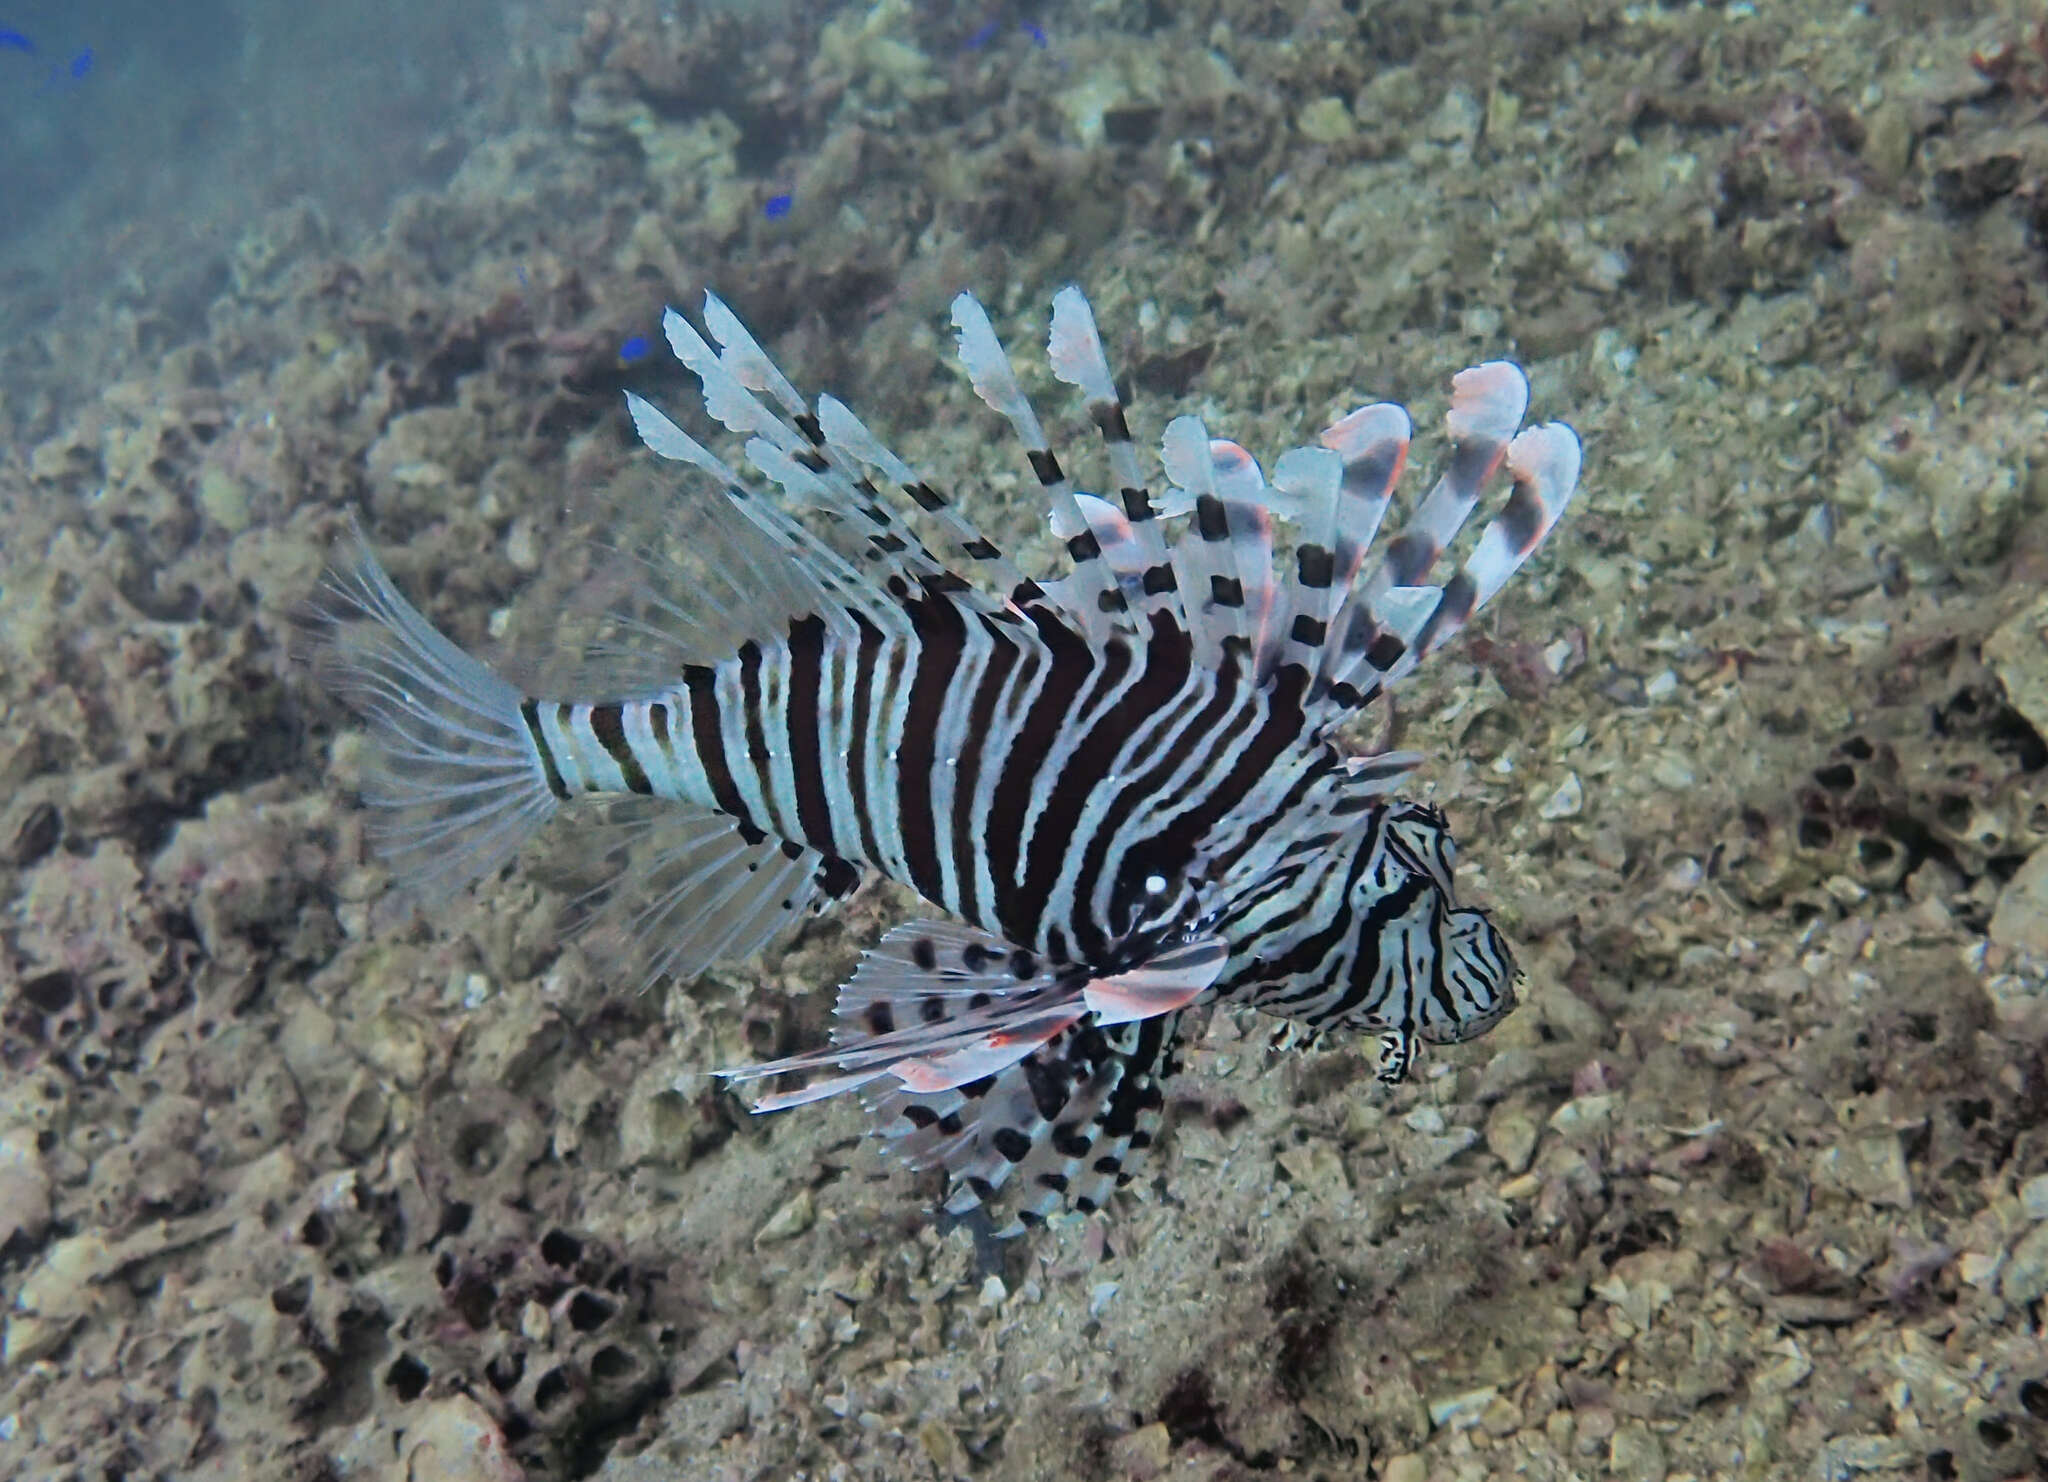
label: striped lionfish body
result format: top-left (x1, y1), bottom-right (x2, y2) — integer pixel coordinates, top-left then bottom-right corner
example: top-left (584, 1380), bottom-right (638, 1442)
top-left (312, 287), bottom-right (1580, 1233)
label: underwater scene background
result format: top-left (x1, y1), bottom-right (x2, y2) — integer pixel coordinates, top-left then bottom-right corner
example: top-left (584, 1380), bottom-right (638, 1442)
top-left (3, 1), bottom-right (2048, 1479)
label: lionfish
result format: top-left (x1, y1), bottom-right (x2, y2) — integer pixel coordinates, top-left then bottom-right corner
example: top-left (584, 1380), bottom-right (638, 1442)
top-left (312, 287), bottom-right (1580, 1234)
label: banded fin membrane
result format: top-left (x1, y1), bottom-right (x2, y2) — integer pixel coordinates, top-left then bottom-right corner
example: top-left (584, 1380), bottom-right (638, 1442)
top-left (721, 920), bottom-right (1224, 1231)
top-left (1317, 361), bottom-right (1582, 712)
top-left (952, 292), bottom-right (1137, 643)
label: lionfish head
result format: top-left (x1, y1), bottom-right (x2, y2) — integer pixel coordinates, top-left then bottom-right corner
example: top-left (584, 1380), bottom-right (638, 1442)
top-left (1352, 801), bottom-right (1521, 1048)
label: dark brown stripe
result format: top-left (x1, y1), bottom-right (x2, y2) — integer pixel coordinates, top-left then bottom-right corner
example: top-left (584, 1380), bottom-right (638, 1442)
top-left (1018, 634), bottom-right (1138, 960)
top-left (736, 640), bottom-right (786, 835)
top-left (1156, 667), bottom-right (1311, 879)
top-left (1062, 615), bottom-right (1201, 958)
top-left (783, 614), bottom-right (835, 854)
top-left (587, 703), bottom-right (650, 795)
top-left (988, 608), bottom-right (1094, 950)
top-left (1498, 477), bottom-right (1547, 554)
top-left (896, 593), bottom-right (968, 905)
top-left (1092, 402), bottom-right (1133, 445)
top-left (948, 615), bottom-right (1023, 927)
top-left (521, 699), bottom-right (570, 800)
top-left (844, 614), bottom-right (888, 868)
top-left (681, 664), bottom-right (748, 824)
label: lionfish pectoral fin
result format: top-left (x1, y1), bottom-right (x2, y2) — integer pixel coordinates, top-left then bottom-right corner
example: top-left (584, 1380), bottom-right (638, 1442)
top-left (911, 1007), bottom-right (1190, 1238)
top-left (564, 798), bottom-right (861, 993)
top-left (716, 919), bottom-right (1081, 1110)
top-left (1081, 934), bottom-right (1227, 1025)
top-left (719, 919), bottom-right (1202, 1235)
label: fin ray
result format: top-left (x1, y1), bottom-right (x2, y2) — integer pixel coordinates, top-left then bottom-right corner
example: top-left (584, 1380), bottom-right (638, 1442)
top-left (305, 524), bottom-right (559, 904)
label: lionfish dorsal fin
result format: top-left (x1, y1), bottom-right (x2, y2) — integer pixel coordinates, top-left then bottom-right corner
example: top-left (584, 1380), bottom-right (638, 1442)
top-left (669, 299), bottom-right (1011, 614)
top-left (952, 292), bottom-right (1140, 645)
top-left (1044, 286), bottom-right (1189, 633)
top-left (813, 391), bottom-right (1043, 612)
top-left (1316, 361), bottom-right (1538, 707)
top-left (620, 388), bottom-right (905, 655)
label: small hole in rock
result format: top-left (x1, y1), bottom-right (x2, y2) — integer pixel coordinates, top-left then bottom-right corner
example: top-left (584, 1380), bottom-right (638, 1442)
top-left (486, 1351), bottom-right (526, 1393)
top-left (1812, 762), bottom-right (1855, 792)
top-left (271, 1278), bottom-right (311, 1316)
top-left (386, 1353), bottom-right (430, 1402)
top-left (1925, 1450), bottom-right (1955, 1480)
top-left (2020, 1379), bottom-right (2048, 1421)
top-left (534, 1366), bottom-right (572, 1411)
top-left (540, 1229), bottom-right (583, 1268)
top-left (21, 973), bottom-right (76, 1014)
top-left (1977, 1415), bottom-right (2014, 1447)
top-left (590, 1344), bottom-right (638, 1381)
top-left (435, 1201), bottom-right (473, 1240)
top-left (567, 1290), bottom-right (616, 1332)
top-left (450, 1274), bottom-right (497, 1331)
top-left (453, 1121), bottom-right (507, 1175)
top-left (1797, 818), bottom-right (1833, 850)
top-left (300, 1212), bottom-right (332, 1248)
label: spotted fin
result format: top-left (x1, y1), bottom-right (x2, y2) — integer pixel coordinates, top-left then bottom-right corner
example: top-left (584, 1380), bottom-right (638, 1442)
top-left (881, 1009), bottom-right (1190, 1237)
top-left (720, 920), bottom-right (1223, 1229)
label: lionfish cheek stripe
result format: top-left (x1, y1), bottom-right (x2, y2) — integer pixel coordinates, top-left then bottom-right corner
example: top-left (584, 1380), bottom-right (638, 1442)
top-left (305, 284), bottom-right (1581, 1234)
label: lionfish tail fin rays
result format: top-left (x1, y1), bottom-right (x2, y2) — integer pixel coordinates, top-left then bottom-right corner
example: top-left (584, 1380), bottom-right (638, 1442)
top-left (304, 524), bottom-right (561, 904)
top-left (720, 920), bottom-right (1221, 1229)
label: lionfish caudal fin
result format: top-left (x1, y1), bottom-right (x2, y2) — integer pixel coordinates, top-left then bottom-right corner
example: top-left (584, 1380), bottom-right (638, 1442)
top-left (720, 920), bottom-right (1226, 1233)
top-left (303, 522), bottom-right (868, 986)
top-left (304, 524), bottom-right (562, 905)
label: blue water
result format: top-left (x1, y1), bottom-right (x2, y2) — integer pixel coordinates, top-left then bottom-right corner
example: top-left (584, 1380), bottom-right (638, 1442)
top-left (0, 0), bottom-right (547, 382)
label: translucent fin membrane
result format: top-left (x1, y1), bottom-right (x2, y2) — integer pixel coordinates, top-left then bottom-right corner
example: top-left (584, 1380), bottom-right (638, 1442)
top-left (305, 526), bottom-right (558, 902)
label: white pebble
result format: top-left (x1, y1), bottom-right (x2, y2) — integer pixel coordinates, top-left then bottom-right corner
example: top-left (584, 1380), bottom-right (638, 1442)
top-left (1539, 772), bottom-right (1583, 819)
